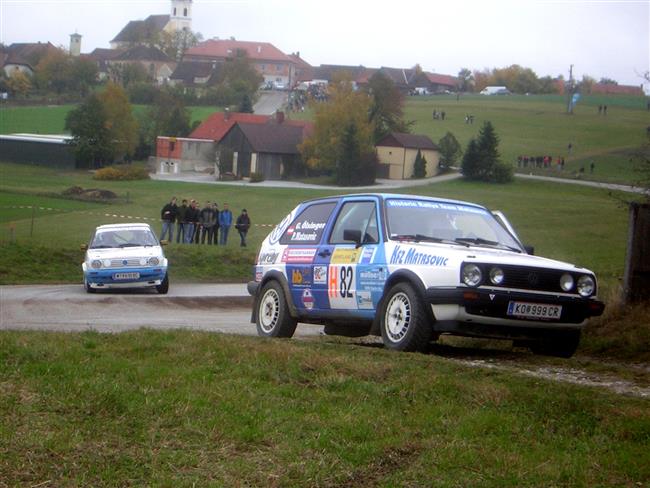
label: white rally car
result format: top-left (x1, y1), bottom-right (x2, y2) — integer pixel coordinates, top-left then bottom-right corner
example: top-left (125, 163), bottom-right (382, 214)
top-left (248, 193), bottom-right (605, 357)
top-left (82, 223), bottom-right (169, 294)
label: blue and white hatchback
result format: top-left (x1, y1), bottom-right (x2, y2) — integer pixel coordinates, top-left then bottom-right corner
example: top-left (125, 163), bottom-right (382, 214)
top-left (248, 193), bottom-right (605, 357)
top-left (82, 223), bottom-right (169, 294)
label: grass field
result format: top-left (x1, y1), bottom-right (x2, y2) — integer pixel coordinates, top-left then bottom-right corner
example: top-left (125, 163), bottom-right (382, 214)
top-left (0, 162), bottom-right (637, 293)
top-left (1, 330), bottom-right (649, 487)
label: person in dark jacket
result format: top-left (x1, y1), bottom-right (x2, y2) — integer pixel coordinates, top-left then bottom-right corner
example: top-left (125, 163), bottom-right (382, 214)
top-left (185, 200), bottom-right (200, 244)
top-left (199, 201), bottom-right (217, 245)
top-left (235, 209), bottom-right (251, 247)
top-left (213, 202), bottom-right (220, 245)
top-left (176, 199), bottom-right (189, 243)
top-left (160, 197), bottom-right (177, 241)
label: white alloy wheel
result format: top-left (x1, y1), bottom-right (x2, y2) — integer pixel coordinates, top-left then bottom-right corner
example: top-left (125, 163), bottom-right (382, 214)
top-left (384, 292), bottom-right (412, 343)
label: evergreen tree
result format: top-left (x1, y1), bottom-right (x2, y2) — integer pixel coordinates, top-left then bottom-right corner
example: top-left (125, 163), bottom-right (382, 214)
top-left (239, 94), bottom-right (254, 113)
top-left (412, 149), bottom-right (426, 178)
top-left (438, 131), bottom-right (462, 170)
top-left (461, 121), bottom-right (513, 183)
top-left (337, 122), bottom-right (360, 186)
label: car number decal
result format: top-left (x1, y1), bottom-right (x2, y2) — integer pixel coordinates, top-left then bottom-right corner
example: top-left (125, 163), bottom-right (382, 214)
top-left (328, 264), bottom-right (356, 309)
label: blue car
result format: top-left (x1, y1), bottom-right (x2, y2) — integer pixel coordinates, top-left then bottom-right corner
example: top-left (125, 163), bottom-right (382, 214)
top-left (248, 193), bottom-right (605, 357)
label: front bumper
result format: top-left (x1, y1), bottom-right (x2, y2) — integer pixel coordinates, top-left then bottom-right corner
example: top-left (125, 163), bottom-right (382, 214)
top-left (85, 267), bottom-right (167, 288)
top-left (425, 287), bottom-right (605, 325)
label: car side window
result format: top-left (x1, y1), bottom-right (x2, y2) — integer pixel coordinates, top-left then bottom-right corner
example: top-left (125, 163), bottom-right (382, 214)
top-left (279, 202), bottom-right (336, 245)
top-left (329, 201), bottom-right (379, 245)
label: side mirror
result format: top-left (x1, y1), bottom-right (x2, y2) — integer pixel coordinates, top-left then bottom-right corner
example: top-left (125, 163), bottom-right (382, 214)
top-left (343, 229), bottom-right (362, 247)
top-left (80, 244), bottom-right (88, 251)
top-left (524, 245), bottom-right (534, 255)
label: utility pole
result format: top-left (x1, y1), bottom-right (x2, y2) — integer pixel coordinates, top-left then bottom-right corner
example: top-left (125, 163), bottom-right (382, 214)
top-left (566, 64), bottom-right (574, 114)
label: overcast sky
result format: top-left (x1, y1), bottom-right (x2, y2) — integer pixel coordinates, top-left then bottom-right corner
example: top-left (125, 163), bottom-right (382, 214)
top-left (1, 0), bottom-right (648, 87)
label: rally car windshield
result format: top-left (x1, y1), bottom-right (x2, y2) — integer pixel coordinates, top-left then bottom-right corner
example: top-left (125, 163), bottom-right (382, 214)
top-left (385, 198), bottom-right (523, 252)
top-left (90, 229), bottom-right (158, 249)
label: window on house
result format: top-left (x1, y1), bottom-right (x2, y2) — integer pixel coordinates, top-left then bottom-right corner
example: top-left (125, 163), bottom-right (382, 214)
top-left (173, 7), bottom-right (177, 15)
top-left (183, 7), bottom-right (187, 16)
top-left (170, 141), bottom-right (176, 152)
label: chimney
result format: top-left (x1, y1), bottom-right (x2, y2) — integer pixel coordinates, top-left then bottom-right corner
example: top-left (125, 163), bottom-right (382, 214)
top-left (224, 108), bottom-right (230, 120)
top-left (276, 110), bottom-right (285, 124)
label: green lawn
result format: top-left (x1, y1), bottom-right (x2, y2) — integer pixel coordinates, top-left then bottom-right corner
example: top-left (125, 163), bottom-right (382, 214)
top-left (404, 94), bottom-right (649, 185)
top-left (1, 330), bottom-right (648, 487)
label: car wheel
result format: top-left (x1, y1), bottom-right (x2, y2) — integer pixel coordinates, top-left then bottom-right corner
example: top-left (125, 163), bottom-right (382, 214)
top-left (380, 282), bottom-right (432, 352)
top-left (156, 274), bottom-right (169, 294)
top-left (256, 281), bottom-right (297, 338)
top-left (530, 330), bottom-right (581, 358)
top-left (323, 323), bottom-right (371, 337)
top-left (84, 278), bottom-right (96, 294)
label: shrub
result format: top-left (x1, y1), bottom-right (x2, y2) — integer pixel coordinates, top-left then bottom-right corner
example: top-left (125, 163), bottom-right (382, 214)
top-left (93, 165), bottom-right (150, 181)
top-left (249, 171), bottom-right (265, 183)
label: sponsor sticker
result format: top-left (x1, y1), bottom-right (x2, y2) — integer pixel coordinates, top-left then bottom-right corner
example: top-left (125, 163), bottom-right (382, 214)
top-left (331, 248), bottom-right (361, 264)
top-left (360, 246), bottom-right (376, 264)
top-left (302, 289), bottom-right (315, 310)
top-left (268, 210), bottom-right (297, 244)
top-left (258, 250), bottom-right (280, 265)
top-left (356, 291), bottom-right (374, 310)
top-left (389, 245), bottom-right (449, 266)
top-left (313, 265), bottom-right (327, 284)
top-left (282, 247), bottom-right (317, 264)
top-left (291, 267), bottom-right (312, 287)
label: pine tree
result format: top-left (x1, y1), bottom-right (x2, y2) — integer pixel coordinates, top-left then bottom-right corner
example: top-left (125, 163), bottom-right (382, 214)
top-left (461, 121), bottom-right (513, 182)
top-left (438, 131), bottom-right (462, 170)
top-left (412, 149), bottom-right (426, 178)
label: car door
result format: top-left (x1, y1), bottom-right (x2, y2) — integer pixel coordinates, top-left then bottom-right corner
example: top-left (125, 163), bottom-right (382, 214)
top-left (315, 199), bottom-right (382, 315)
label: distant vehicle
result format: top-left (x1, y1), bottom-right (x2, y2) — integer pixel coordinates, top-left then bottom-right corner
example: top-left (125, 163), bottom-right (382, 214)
top-left (81, 223), bottom-right (169, 294)
top-left (480, 86), bottom-right (511, 95)
top-left (273, 82), bottom-right (286, 90)
top-left (248, 193), bottom-right (604, 357)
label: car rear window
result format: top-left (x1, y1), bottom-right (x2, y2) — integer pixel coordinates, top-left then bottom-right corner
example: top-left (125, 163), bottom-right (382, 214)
top-left (279, 202), bottom-right (336, 245)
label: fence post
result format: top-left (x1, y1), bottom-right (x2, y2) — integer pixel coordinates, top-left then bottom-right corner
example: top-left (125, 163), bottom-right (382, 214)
top-left (623, 202), bottom-right (650, 304)
top-left (30, 205), bottom-right (35, 237)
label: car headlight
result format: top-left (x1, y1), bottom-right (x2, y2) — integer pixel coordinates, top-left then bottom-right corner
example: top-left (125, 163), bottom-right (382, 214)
top-left (577, 275), bottom-right (595, 297)
top-left (489, 267), bottom-right (504, 285)
top-left (148, 257), bottom-right (160, 266)
top-left (462, 264), bottom-right (483, 287)
top-left (560, 273), bottom-right (574, 292)
top-left (91, 260), bottom-right (102, 269)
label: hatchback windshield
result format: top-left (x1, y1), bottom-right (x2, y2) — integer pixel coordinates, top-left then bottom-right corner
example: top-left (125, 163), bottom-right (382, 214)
top-left (385, 198), bottom-right (522, 252)
top-left (90, 229), bottom-right (158, 249)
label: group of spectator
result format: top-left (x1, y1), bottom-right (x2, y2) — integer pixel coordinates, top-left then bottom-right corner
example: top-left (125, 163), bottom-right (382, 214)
top-left (160, 197), bottom-right (251, 247)
top-left (517, 155), bottom-right (565, 170)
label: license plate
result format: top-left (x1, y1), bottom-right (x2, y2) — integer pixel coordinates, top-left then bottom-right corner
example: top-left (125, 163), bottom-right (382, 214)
top-left (113, 272), bottom-right (140, 280)
top-left (507, 301), bottom-right (562, 319)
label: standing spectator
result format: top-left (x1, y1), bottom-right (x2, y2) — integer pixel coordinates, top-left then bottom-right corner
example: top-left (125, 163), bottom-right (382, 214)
top-left (219, 202), bottom-right (233, 245)
top-left (200, 201), bottom-right (217, 244)
top-left (567, 142), bottom-right (573, 154)
top-left (235, 209), bottom-right (251, 247)
top-left (160, 197), bottom-right (177, 242)
top-left (603, 105), bottom-right (607, 115)
top-left (185, 200), bottom-right (199, 244)
top-left (590, 161), bottom-right (595, 174)
top-left (176, 199), bottom-right (188, 244)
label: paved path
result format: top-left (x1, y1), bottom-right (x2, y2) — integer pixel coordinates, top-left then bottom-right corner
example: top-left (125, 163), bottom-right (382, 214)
top-left (152, 171), bottom-right (463, 190)
top-left (253, 91), bottom-right (287, 115)
top-left (153, 170), bottom-right (647, 194)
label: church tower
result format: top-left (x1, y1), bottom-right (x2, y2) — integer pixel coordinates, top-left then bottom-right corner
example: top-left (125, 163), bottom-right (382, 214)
top-left (169, 0), bottom-right (193, 32)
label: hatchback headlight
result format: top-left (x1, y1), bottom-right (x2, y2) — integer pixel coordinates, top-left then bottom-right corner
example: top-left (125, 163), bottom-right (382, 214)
top-left (560, 273), bottom-right (574, 292)
top-left (148, 257), bottom-right (160, 266)
top-left (489, 267), bottom-right (504, 285)
top-left (577, 275), bottom-right (595, 297)
top-left (462, 264), bottom-right (483, 287)
top-left (91, 260), bottom-right (102, 269)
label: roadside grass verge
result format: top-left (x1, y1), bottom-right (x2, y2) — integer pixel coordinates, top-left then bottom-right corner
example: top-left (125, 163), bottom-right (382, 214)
top-left (1, 330), bottom-right (648, 486)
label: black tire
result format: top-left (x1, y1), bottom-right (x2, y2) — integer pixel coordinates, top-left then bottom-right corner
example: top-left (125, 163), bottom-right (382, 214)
top-left (323, 323), bottom-right (371, 337)
top-left (84, 278), bottom-right (96, 294)
top-left (530, 330), bottom-right (581, 358)
top-left (380, 282), bottom-right (432, 352)
top-left (256, 281), bottom-right (297, 338)
top-left (156, 274), bottom-right (169, 294)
